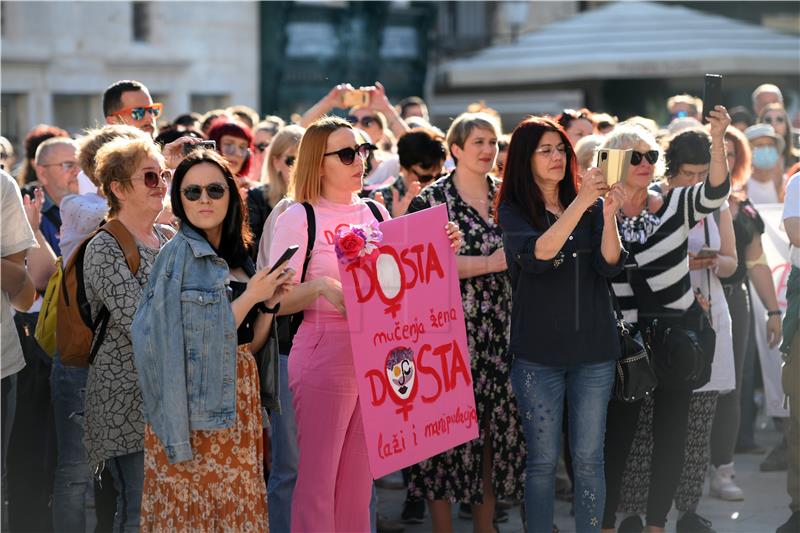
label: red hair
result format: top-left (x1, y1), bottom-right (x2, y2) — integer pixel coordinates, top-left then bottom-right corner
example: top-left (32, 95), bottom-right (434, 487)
top-left (206, 119), bottom-right (254, 177)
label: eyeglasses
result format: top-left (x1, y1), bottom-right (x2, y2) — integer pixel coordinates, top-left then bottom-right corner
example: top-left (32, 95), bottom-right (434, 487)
top-left (181, 182), bottom-right (228, 201)
top-left (284, 155), bottom-right (296, 167)
top-left (534, 145), bottom-right (567, 158)
top-left (630, 150), bottom-right (659, 166)
top-left (124, 169), bottom-right (171, 189)
top-left (41, 161), bottom-right (79, 172)
top-left (112, 103), bottom-right (163, 121)
top-left (255, 142), bottom-right (270, 153)
top-left (221, 142), bottom-right (249, 157)
top-left (347, 115), bottom-right (377, 128)
top-left (323, 143), bottom-right (371, 165)
top-left (764, 116), bottom-right (786, 125)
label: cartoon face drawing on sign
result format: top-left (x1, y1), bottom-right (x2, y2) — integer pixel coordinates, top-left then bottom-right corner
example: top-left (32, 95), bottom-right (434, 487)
top-left (385, 347), bottom-right (416, 402)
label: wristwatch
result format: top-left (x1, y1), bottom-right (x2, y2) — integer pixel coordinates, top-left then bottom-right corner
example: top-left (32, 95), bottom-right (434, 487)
top-left (767, 309), bottom-right (782, 317)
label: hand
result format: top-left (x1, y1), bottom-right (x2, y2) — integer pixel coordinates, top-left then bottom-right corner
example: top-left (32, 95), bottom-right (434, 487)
top-left (707, 106), bottom-right (731, 138)
top-left (688, 252), bottom-right (719, 271)
top-left (245, 264), bottom-right (296, 304)
top-left (265, 268), bottom-right (296, 308)
top-left (22, 187), bottom-right (44, 229)
top-left (445, 221), bottom-right (463, 252)
top-left (603, 182), bottom-right (627, 219)
top-left (372, 191), bottom-right (386, 207)
top-left (366, 81), bottom-right (392, 113)
top-left (326, 83), bottom-right (355, 109)
top-left (392, 181), bottom-right (421, 217)
top-left (577, 167), bottom-right (609, 209)
top-left (317, 276), bottom-right (346, 316)
top-left (163, 136), bottom-right (203, 169)
top-left (488, 247), bottom-right (507, 273)
top-left (767, 314), bottom-right (782, 348)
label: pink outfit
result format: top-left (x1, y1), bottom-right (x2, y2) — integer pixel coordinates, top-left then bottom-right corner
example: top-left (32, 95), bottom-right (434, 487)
top-left (270, 195), bottom-right (390, 532)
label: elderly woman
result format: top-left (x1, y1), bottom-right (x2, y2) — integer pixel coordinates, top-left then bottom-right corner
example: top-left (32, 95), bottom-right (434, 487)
top-left (406, 112), bottom-right (525, 533)
top-left (600, 107), bottom-right (731, 533)
top-left (498, 116), bottom-right (626, 533)
top-left (82, 137), bottom-right (172, 532)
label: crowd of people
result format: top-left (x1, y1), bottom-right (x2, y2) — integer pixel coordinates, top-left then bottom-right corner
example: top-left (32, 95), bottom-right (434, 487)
top-left (0, 77), bottom-right (798, 533)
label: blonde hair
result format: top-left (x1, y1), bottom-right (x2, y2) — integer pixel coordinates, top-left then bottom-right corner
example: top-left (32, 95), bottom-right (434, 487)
top-left (289, 116), bottom-right (351, 204)
top-left (95, 138), bottom-right (165, 217)
top-left (77, 125), bottom-right (149, 186)
top-left (263, 124), bottom-right (305, 206)
top-left (445, 112), bottom-right (500, 166)
top-left (574, 134), bottom-right (606, 171)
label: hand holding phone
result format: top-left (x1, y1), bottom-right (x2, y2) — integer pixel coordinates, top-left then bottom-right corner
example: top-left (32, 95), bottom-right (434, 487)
top-left (703, 74), bottom-right (723, 122)
top-left (183, 140), bottom-right (217, 155)
top-left (342, 89), bottom-right (370, 109)
top-left (268, 245), bottom-right (299, 274)
top-left (596, 148), bottom-right (632, 186)
top-left (695, 247), bottom-right (719, 260)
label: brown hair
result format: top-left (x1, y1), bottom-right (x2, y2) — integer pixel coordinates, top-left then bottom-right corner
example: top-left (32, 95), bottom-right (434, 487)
top-left (724, 126), bottom-right (752, 191)
top-left (94, 138), bottom-right (165, 217)
top-left (78, 125), bottom-right (149, 186)
top-left (289, 116), bottom-right (352, 204)
top-left (264, 125), bottom-right (305, 207)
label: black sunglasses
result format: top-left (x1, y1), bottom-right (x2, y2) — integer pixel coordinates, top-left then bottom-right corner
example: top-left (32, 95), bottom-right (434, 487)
top-left (255, 142), bottom-right (270, 153)
top-left (284, 155), bottom-right (296, 167)
top-left (323, 143), bottom-right (371, 165)
top-left (126, 169), bottom-right (171, 189)
top-left (416, 172), bottom-right (443, 184)
top-left (181, 182), bottom-right (228, 201)
top-left (630, 150), bottom-right (659, 166)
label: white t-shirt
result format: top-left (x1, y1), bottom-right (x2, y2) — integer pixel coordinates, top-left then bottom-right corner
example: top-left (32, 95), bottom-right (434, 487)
top-left (783, 172), bottom-right (800, 268)
top-left (1, 170), bottom-right (37, 379)
top-left (59, 193), bottom-right (108, 263)
top-left (747, 177), bottom-right (780, 205)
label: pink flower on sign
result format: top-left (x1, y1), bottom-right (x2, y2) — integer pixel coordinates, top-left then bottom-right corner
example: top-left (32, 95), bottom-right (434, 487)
top-left (335, 221), bottom-right (383, 265)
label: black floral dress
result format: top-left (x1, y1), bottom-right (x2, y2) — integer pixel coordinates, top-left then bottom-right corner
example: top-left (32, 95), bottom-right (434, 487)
top-left (405, 174), bottom-right (525, 503)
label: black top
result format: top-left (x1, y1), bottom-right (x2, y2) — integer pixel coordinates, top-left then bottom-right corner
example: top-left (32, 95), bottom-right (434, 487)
top-left (228, 256), bottom-right (260, 345)
top-left (246, 184), bottom-right (274, 259)
top-left (499, 198), bottom-right (627, 366)
top-left (719, 198), bottom-right (764, 286)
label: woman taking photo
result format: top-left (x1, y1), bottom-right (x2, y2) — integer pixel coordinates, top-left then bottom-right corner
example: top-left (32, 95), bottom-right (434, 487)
top-left (601, 107), bottom-right (732, 533)
top-left (406, 112), bottom-right (525, 533)
top-left (207, 119), bottom-right (255, 190)
top-left (269, 116), bottom-right (460, 531)
top-left (83, 138), bottom-right (173, 532)
top-left (132, 150), bottom-right (293, 530)
top-left (497, 116), bottom-right (626, 533)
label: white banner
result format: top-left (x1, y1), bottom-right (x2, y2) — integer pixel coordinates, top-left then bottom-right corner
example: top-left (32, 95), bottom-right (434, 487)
top-left (751, 203), bottom-right (791, 418)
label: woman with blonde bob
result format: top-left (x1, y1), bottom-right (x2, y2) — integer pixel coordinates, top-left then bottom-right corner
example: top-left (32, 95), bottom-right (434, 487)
top-left (269, 116), bottom-right (461, 531)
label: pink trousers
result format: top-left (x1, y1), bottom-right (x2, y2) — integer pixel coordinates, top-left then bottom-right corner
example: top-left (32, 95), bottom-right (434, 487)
top-left (288, 318), bottom-right (372, 532)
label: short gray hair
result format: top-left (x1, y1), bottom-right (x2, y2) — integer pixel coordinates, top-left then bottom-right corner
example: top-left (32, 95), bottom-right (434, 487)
top-left (752, 84), bottom-right (783, 108)
top-left (34, 137), bottom-right (78, 165)
top-left (601, 124), bottom-right (659, 152)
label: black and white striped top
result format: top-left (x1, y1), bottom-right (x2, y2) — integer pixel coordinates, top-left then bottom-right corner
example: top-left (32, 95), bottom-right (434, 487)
top-left (612, 178), bottom-right (730, 324)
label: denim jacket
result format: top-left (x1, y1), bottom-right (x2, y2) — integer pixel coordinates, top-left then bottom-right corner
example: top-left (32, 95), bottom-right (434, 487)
top-left (132, 224), bottom-right (240, 464)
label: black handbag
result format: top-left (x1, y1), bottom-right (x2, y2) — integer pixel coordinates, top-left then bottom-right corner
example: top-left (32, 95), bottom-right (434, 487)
top-left (608, 282), bottom-right (658, 402)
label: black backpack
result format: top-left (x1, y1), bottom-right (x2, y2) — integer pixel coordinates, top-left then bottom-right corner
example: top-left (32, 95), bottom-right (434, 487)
top-left (276, 200), bottom-right (384, 354)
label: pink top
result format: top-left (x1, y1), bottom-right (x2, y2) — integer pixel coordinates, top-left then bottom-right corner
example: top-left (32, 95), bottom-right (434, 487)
top-left (269, 195), bottom-right (390, 323)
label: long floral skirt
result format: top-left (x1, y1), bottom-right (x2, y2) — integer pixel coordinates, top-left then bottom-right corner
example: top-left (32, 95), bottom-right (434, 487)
top-left (140, 345), bottom-right (268, 532)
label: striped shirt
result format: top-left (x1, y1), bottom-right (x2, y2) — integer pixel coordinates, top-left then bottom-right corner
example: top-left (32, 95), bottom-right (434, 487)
top-left (612, 178), bottom-right (730, 324)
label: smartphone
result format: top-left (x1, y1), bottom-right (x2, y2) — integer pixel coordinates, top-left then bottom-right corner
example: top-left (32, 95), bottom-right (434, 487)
top-left (183, 140), bottom-right (217, 155)
top-left (342, 89), bottom-right (370, 109)
top-left (268, 245), bottom-right (299, 274)
top-left (596, 148), bottom-right (632, 185)
top-left (695, 247), bottom-right (719, 259)
top-left (703, 74), bottom-right (723, 121)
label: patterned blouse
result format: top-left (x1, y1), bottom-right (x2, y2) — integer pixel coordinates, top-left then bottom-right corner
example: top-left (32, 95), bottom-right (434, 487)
top-left (83, 228), bottom-right (168, 465)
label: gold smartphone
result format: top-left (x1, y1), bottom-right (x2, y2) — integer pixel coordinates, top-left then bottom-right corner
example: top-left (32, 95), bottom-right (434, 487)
top-left (596, 148), bottom-right (632, 185)
top-left (342, 89), bottom-right (370, 108)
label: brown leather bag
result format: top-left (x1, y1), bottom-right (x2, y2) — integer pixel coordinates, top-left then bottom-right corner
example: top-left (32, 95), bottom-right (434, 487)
top-left (56, 219), bottom-right (140, 367)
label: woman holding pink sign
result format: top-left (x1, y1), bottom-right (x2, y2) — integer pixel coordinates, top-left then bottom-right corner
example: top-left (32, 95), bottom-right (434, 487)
top-left (269, 116), bottom-right (461, 532)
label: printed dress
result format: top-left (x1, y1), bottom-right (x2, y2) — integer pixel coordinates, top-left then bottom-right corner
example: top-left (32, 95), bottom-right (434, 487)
top-left (405, 174), bottom-right (525, 503)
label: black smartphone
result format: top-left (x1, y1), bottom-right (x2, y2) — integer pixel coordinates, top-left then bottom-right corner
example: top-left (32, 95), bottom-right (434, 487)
top-left (268, 245), bottom-right (299, 274)
top-left (183, 140), bottom-right (217, 155)
top-left (703, 74), bottom-right (723, 121)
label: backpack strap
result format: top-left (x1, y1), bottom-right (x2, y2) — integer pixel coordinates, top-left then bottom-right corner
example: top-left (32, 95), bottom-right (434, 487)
top-left (99, 219), bottom-right (141, 275)
top-left (364, 199), bottom-right (385, 223)
top-left (300, 202), bottom-right (315, 283)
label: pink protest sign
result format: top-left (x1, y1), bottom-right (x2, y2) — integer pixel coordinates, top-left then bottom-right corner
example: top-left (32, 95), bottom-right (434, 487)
top-left (336, 204), bottom-right (478, 479)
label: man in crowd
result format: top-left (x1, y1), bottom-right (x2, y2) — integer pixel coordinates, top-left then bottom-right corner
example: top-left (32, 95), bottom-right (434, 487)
top-left (397, 96), bottom-right (430, 122)
top-left (667, 93), bottom-right (702, 122)
top-left (103, 79), bottom-right (161, 138)
top-left (752, 83), bottom-right (784, 117)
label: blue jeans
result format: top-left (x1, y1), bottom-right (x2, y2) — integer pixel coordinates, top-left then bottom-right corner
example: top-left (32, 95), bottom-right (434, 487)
top-left (106, 451), bottom-right (144, 533)
top-left (511, 358), bottom-right (615, 533)
top-left (267, 354), bottom-right (377, 533)
top-left (51, 354), bottom-right (95, 533)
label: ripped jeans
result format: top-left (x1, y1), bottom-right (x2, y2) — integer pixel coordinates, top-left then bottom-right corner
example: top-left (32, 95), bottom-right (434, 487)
top-left (510, 357), bottom-right (615, 533)
top-left (51, 353), bottom-right (95, 533)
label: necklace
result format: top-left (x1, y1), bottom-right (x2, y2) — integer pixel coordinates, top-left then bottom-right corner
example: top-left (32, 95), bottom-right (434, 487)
top-left (617, 197), bottom-right (661, 244)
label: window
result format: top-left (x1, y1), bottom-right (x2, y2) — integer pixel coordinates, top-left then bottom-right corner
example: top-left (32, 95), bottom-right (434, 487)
top-left (132, 1), bottom-right (150, 42)
top-left (53, 95), bottom-right (102, 137)
top-left (1, 93), bottom-right (26, 156)
top-left (190, 94), bottom-right (230, 115)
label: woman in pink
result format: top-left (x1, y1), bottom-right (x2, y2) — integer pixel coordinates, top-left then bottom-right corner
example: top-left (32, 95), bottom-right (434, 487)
top-left (270, 116), bottom-right (460, 532)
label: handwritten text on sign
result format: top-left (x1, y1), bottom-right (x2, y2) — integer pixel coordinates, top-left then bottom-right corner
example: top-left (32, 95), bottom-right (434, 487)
top-left (338, 205), bottom-right (478, 478)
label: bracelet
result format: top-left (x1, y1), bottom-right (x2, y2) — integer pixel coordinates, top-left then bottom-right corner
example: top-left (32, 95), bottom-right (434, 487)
top-left (767, 309), bottom-right (782, 317)
top-left (259, 301), bottom-right (280, 314)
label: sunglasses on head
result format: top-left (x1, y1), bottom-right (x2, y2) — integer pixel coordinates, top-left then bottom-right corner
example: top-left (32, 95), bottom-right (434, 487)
top-left (255, 142), bottom-right (270, 153)
top-left (284, 155), bottom-right (296, 167)
top-left (181, 182), bottom-right (228, 201)
top-left (630, 150), bottom-right (659, 166)
top-left (347, 115), bottom-right (377, 128)
top-left (323, 143), bottom-right (371, 165)
top-left (127, 169), bottom-right (171, 189)
top-left (113, 103), bottom-right (163, 121)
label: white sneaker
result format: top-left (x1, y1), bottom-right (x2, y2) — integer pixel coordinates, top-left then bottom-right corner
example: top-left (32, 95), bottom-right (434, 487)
top-left (710, 462), bottom-right (745, 501)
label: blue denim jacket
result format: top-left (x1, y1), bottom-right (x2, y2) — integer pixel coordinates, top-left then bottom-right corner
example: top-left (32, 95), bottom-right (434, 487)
top-left (132, 224), bottom-right (238, 464)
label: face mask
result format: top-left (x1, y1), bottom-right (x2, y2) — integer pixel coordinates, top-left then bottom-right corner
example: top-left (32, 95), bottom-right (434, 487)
top-left (752, 146), bottom-right (780, 169)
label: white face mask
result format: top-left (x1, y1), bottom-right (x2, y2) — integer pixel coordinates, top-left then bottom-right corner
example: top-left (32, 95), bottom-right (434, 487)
top-left (752, 145), bottom-right (780, 169)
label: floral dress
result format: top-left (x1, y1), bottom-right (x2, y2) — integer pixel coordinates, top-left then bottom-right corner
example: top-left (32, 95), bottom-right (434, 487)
top-left (405, 174), bottom-right (525, 503)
